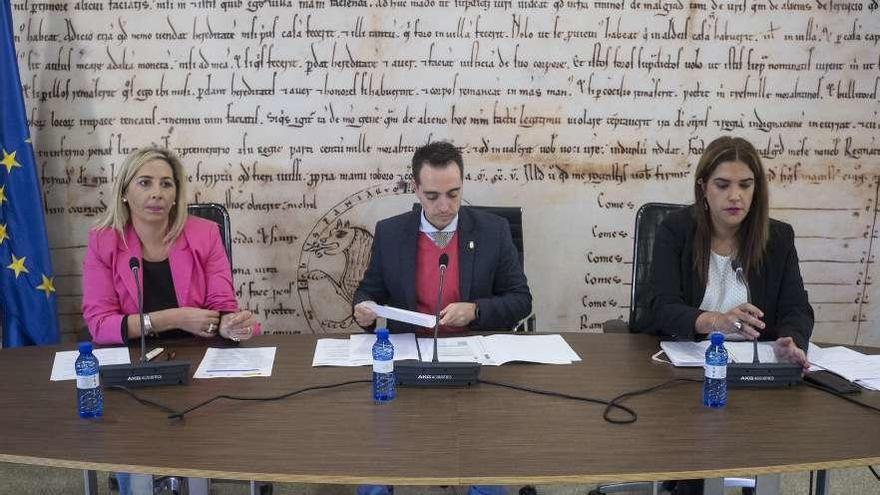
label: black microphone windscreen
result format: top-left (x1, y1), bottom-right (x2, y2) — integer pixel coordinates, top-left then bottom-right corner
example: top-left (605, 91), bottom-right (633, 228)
top-left (129, 257), bottom-right (140, 271)
top-left (439, 253), bottom-right (449, 267)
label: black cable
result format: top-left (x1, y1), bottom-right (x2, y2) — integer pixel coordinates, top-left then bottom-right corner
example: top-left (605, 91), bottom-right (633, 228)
top-left (603, 378), bottom-right (702, 423)
top-left (480, 377), bottom-right (701, 424)
top-left (803, 382), bottom-right (880, 414)
top-left (808, 470), bottom-right (814, 495)
top-left (167, 379), bottom-right (371, 420)
top-left (869, 465), bottom-right (880, 482)
top-left (107, 385), bottom-right (181, 415)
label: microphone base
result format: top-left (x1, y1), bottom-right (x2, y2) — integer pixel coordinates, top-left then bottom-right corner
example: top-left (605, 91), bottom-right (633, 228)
top-left (727, 362), bottom-right (802, 388)
top-left (395, 360), bottom-right (481, 387)
top-left (100, 361), bottom-right (191, 388)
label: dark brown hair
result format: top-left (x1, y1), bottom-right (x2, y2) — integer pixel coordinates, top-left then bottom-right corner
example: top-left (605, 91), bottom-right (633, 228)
top-left (411, 141), bottom-right (463, 185)
top-left (693, 136), bottom-right (769, 286)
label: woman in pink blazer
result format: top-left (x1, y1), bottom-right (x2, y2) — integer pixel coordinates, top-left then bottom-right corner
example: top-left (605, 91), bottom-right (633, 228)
top-left (82, 146), bottom-right (257, 345)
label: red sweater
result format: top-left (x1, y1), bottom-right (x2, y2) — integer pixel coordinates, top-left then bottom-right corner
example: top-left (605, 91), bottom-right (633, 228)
top-left (415, 232), bottom-right (462, 334)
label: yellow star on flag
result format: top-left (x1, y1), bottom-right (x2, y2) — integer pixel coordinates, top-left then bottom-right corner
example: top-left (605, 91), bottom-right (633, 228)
top-left (0, 223), bottom-right (7, 245)
top-left (7, 254), bottom-right (28, 279)
top-left (1, 149), bottom-right (21, 174)
top-left (36, 274), bottom-right (56, 297)
top-left (0, 185), bottom-right (6, 205)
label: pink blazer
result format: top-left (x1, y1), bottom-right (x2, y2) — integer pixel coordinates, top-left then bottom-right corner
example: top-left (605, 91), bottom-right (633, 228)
top-left (82, 217), bottom-right (254, 344)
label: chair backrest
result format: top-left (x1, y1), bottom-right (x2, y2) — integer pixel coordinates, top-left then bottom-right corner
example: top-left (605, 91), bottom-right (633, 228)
top-left (187, 203), bottom-right (232, 267)
top-left (411, 204), bottom-right (525, 268)
top-left (629, 202), bottom-right (687, 332)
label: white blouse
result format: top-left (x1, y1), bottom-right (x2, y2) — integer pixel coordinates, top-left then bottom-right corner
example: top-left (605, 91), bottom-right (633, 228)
top-left (699, 251), bottom-right (749, 341)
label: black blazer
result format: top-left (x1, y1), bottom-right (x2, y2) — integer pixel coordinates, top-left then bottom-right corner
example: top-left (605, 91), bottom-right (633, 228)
top-left (353, 206), bottom-right (532, 332)
top-left (642, 206), bottom-right (814, 351)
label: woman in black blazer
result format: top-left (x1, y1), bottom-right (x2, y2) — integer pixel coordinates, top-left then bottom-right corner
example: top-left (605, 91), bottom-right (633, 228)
top-left (646, 136), bottom-right (813, 367)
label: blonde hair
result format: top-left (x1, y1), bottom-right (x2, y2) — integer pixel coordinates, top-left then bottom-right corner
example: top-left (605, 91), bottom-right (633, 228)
top-left (95, 146), bottom-right (188, 244)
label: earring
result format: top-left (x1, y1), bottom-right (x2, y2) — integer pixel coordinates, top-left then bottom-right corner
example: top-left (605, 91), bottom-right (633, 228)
top-left (122, 198), bottom-right (128, 203)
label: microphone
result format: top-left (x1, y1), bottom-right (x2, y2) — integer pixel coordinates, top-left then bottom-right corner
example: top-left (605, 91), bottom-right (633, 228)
top-left (726, 258), bottom-right (802, 388)
top-left (129, 257), bottom-right (147, 363)
top-left (395, 252), bottom-right (481, 387)
top-left (99, 257), bottom-right (191, 388)
top-left (432, 253), bottom-right (449, 362)
top-left (731, 259), bottom-right (757, 364)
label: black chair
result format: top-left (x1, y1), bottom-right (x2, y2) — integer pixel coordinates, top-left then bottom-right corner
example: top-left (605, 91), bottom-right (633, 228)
top-left (594, 202), bottom-right (758, 495)
top-left (187, 202), bottom-right (232, 267)
top-left (412, 204), bottom-right (535, 332)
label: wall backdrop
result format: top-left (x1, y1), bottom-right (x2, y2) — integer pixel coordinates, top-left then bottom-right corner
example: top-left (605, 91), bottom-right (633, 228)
top-left (9, 0), bottom-right (880, 345)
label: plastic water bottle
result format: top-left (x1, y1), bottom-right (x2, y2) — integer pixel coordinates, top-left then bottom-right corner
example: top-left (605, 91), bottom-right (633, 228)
top-left (372, 328), bottom-right (396, 403)
top-left (75, 342), bottom-right (103, 418)
top-left (703, 332), bottom-right (728, 408)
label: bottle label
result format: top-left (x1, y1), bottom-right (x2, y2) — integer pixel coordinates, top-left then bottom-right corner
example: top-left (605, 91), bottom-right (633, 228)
top-left (373, 359), bottom-right (393, 373)
top-left (77, 373), bottom-right (100, 389)
top-left (705, 364), bottom-right (727, 379)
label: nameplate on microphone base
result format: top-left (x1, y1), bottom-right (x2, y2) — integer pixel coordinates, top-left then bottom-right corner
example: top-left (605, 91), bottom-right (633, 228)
top-left (100, 361), bottom-right (191, 388)
top-left (395, 360), bottom-right (481, 387)
top-left (727, 362), bottom-right (802, 388)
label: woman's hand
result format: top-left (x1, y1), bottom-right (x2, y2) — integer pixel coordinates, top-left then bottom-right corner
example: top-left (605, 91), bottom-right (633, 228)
top-left (773, 336), bottom-right (810, 372)
top-left (219, 310), bottom-right (256, 341)
top-left (175, 308), bottom-right (221, 338)
top-left (712, 303), bottom-right (765, 339)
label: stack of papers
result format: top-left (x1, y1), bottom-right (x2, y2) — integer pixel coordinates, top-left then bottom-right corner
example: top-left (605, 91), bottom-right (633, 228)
top-left (809, 346), bottom-right (880, 391)
top-left (193, 347), bottom-right (277, 378)
top-left (313, 333), bottom-right (581, 367)
top-left (657, 341), bottom-right (780, 367)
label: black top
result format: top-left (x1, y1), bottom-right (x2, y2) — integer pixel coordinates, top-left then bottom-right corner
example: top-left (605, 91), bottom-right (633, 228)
top-left (121, 259), bottom-right (187, 341)
top-left (641, 205), bottom-right (814, 351)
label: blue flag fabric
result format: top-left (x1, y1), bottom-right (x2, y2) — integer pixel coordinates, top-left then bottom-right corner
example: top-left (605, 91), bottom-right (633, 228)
top-left (0, 2), bottom-right (60, 347)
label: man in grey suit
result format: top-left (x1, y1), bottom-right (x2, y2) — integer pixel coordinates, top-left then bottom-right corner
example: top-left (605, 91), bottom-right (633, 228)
top-left (353, 141), bottom-right (532, 334)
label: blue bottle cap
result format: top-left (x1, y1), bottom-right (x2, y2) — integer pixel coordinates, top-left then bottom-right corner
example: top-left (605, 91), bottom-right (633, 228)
top-left (376, 328), bottom-right (389, 339)
top-left (710, 332), bottom-right (725, 345)
top-left (78, 341), bottom-right (93, 353)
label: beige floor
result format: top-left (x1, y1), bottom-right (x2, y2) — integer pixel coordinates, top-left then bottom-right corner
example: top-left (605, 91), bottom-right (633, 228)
top-left (1, 462), bottom-right (877, 495)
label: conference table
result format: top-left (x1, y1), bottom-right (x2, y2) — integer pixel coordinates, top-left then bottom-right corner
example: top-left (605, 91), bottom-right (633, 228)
top-left (0, 333), bottom-right (878, 495)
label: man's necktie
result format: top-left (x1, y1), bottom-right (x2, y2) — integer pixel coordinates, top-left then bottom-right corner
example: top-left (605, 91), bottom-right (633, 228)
top-left (429, 231), bottom-right (453, 248)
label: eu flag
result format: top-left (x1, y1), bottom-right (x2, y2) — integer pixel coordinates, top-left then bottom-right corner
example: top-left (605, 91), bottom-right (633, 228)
top-left (0, 2), bottom-right (59, 347)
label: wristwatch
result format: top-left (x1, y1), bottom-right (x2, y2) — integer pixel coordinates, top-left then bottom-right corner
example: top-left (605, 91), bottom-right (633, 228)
top-left (142, 313), bottom-right (154, 335)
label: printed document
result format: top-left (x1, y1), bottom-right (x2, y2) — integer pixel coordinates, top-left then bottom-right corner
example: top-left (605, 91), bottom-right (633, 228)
top-left (362, 302), bottom-right (435, 328)
top-left (313, 333), bottom-right (581, 367)
top-left (50, 346), bottom-right (132, 381)
top-left (194, 347), bottom-right (276, 378)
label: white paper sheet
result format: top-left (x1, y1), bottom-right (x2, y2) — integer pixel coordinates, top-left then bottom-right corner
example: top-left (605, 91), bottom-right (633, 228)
top-left (312, 339), bottom-right (364, 367)
top-left (50, 347), bottom-right (132, 381)
top-left (349, 332), bottom-right (420, 364)
top-left (194, 347), bottom-right (276, 378)
top-left (363, 302), bottom-right (435, 328)
top-left (417, 334), bottom-right (580, 366)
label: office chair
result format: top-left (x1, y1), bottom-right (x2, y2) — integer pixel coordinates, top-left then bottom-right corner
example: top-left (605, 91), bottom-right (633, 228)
top-left (411, 203), bottom-right (536, 332)
top-left (592, 202), bottom-right (756, 495)
top-left (187, 202), bottom-right (233, 267)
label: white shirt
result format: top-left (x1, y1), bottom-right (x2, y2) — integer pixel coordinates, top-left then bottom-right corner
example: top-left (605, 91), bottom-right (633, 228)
top-left (419, 210), bottom-right (458, 235)
top-left (699, 251), bottom-right (750, 341)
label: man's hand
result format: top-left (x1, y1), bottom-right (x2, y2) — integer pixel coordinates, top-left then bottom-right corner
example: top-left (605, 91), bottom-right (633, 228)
top-left (353, 301), bottom-right (378, 327)
top-left (773, 336), bottom-right (809, 373)
top-left (439, 302), bottom-right (477, 328)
